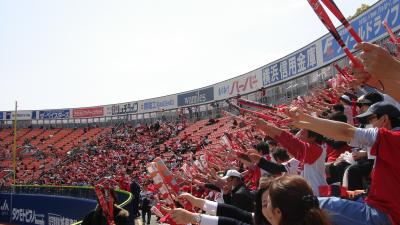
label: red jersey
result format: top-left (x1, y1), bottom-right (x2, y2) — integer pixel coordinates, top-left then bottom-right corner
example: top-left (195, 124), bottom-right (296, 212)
top-left (326, 143), bottom-right (351, 163)
top-left (366, 128), bottom-right (400, 225)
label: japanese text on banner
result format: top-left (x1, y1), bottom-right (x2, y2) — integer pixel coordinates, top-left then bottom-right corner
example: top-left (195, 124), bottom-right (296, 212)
top-left (262, 44), bottom-right (318, 86)
top-left (322, 0), bottom-right (400, 63)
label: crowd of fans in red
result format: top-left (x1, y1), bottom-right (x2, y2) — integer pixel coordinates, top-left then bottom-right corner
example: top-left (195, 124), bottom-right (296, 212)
top-left (1, 40), bottom-right (400, 225)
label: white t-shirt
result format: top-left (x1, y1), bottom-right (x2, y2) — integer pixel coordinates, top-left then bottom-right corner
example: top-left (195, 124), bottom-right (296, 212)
top-left (282, 158), bottom-right (301, 175)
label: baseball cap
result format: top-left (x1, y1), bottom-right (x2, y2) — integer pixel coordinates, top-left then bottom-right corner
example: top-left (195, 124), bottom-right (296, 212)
top-left (356, 102), bottom-right (400, 120)
top-left (222, 169), bottom-right (242, 180)
top-left (357, 92), bottom-right (383, 106)
top-left (340, 95), bottom-right (351, 103)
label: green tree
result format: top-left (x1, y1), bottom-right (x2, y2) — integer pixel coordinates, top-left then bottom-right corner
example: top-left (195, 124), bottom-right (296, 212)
top-left (348, 4), bottom-right (370, 20)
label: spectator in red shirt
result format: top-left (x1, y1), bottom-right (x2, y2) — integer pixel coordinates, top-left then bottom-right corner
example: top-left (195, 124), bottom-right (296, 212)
top-left (254, 120), bottom-right (328, 196)
top-left (285, 102), bottom-right (400, 225)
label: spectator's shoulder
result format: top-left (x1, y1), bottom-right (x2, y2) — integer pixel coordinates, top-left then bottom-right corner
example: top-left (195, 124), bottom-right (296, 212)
top-left (235, 186), bottom-right (250, 195)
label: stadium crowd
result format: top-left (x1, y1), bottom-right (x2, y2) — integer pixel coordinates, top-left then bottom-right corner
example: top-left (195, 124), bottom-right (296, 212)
top-left (1, 38), bottom-right (399, 225)
top-left (67, 40), bottom-right (400, 225)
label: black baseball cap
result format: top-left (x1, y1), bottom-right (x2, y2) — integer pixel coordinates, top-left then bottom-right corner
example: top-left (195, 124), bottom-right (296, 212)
top-left (356, 102), bottom-right (400, 120)
top-left (357, 92), bottom-right (383, 106)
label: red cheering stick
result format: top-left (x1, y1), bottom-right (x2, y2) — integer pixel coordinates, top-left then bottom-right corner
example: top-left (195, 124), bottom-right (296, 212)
top-left (154, 158), bottom-right (194, 210)
top-left (383, 20), bottom-right (399, 45)
top-left (154, 157), bottom-right (180, 195)
top-left (383, 20), bottom-right (400, 55)
top-left (94, 186), bottom-right (115, 225)
top-left (320, 0), bottom-right (362, 43)
top-left (94, 178), bottom-right (120, 225)
top-left (223, 110), bottom-right (251, 126)
top-left (333, 63), bottom-right (352, 82)
top-left (151, 206), bottom-right (165, 218)
top-left (221, 133), bottom-right (239, 150)
top-left (228, 100), bottom-right (276, 122)
top-left (221, 133), bottom-right (251, 163)
top-left (237, 98), bottom-right (277, 111)
top-left (307, 0), bottom-right (362, 67)
top-left (237, 98), bottom-right (287, 120)
top-left (147, 163), bottom-right (176, 207)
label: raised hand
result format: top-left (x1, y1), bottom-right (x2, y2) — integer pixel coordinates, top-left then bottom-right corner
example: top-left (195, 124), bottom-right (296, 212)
top-left (165, 207), bottom-right (199, 225)
top-left (355, 42), bottom-right (400, 81)
top-left (178, 192), bottom-right (205, 209)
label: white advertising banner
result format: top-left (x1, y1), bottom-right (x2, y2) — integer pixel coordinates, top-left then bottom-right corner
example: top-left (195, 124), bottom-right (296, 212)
top-left (3, 110), bottom-right (32, 120)
top-left (105, 102), bottom-right (138, 116)
top-left (214, 71), bottom-right (263, 101)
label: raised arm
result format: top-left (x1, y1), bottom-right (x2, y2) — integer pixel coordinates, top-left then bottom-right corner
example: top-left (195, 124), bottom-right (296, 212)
top-left (255, 119), bottom-right (309, 162)
top-left (285, 108), bottom-right (356, 142)
top-left (352, 42), bottom-right (400, 101)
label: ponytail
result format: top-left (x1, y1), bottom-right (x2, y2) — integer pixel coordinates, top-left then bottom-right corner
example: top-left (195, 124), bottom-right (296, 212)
top-left (303, 208), bottom-right (331, 225)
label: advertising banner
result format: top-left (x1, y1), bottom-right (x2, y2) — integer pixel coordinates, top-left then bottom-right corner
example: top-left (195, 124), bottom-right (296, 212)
top-left (105, 102), bottom-right (138, 116)
top-left (177, 87), bottom-right (214, 107)
top-left (215, 72), bottom-right (263, 100)
top-left (139, 95), bottom-right (177, 113)
top-left (72, 107), bottom-right (104, 118)
top-left (4, 111), bottom-right (32, 120)
top-left (34, 110), bottom-right (70, 119)
top-left (0, 194), bottom-right (11, 222)
top-left (0, 193), bottom-right (96, 225)
top-left (322, 0), bottom-right (400, 63)
top-left (0, 112), bottom-right (3, 120)
top-left (261, 43), bottom-right (321, 88)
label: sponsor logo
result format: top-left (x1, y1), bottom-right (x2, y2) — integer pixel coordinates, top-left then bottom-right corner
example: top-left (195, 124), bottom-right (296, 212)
top-left (110, 102), bottom-right (138, 115)
top-left (177, 87), bottom-right (214, 106)
top-left (142, 100), bottom-right (175, 111)
top-left (48, 213), bottom-right (77, 225)
top-left (73, 107), bottom-right (104, 118)
top-left (12, 208), bottom-right (45, 225)
top-left (0, 200), bottom-right (9, 216)
top-left (39, 110), bottom-right (70, 119)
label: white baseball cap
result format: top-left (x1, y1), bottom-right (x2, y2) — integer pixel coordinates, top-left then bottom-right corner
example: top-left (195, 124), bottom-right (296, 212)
top-left (340, 95), bottom-right (351, 102)
top-left (222, 169), bottom-right (242, 180)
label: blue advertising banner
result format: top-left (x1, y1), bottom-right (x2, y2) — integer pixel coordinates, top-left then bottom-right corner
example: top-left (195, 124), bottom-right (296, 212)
top-left (38, 110), bottom-right (70, 119)
top-left (0, 194), bottom-right (11, 222)
top-left (0, 193), bottom-right (96, 225)
top-left (0, 112), bottom-right (3, 120)
top-left (322, 0), bottom-right (400, 63)
top-left (262, 44), bottom-right (318, 86)
top-left (6, 112), bottom-right (11, 120)
top-left (177, 87), bottom-right (214, 106)
top-left (143, 100), bottom-right (175, 111)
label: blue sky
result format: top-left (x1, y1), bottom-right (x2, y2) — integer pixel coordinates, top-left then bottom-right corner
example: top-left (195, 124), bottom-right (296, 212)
top-left (0, 0), bottom-right (378, 111)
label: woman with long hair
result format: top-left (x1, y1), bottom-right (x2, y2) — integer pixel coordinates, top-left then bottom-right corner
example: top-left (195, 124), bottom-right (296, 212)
top-left (264, 175), bottom-right (330, 225)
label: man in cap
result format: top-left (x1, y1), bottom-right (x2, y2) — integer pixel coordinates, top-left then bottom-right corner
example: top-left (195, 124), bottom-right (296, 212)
top-left (222, 169), bottom-right (254, 212)
top-left (339, 95), bottom-right (354, 125)
top-left (356, 92), bottom-right (383, 114)
top-left (343, 92), bottom-right (384, 190)
top-left (284, 102), bottom-right (400, 225)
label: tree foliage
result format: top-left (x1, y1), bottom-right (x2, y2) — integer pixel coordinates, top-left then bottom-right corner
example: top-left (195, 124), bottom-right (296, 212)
top-left (347, 4), bottom-right (371, 20)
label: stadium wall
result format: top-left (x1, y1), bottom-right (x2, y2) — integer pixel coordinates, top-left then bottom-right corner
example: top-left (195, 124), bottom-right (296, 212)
top-left (0, 185), bottom-right (132, 225)
top-left (0, 193), bottom-right (96, 225)
top-left (0, 0), bottom-right (399, 123)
